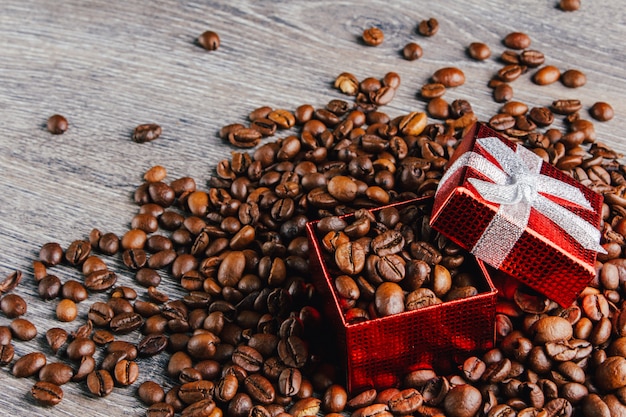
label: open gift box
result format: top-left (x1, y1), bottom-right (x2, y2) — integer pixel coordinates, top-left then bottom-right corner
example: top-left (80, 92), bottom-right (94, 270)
top-left (305, 196), bottom-right (497, 394)
top-left (430, 122), bottom-right (605, 307)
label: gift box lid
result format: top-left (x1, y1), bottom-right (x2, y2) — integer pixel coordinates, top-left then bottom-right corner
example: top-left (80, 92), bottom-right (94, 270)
top-left (430, 122), bottom-right (604, 307)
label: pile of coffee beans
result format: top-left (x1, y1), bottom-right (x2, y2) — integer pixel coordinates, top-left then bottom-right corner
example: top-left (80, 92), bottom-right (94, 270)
top-left (3, 17), bottom-right (625, 417)
top-left (315, 202), bottom-right (482, 321)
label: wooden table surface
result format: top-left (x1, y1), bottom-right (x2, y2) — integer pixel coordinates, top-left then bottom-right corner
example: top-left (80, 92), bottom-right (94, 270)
top-left (0, 0), bottom-right (624, 415)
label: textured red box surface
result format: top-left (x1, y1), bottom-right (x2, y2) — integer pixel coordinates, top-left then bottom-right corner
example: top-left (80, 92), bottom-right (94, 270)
top-left (431, 122), bottom-right (604, 307)
top-left (306, 197), bottom-right (497, 394)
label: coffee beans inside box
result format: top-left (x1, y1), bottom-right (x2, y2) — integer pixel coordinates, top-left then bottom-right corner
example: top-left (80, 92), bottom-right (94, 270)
top-left (306, 196), bottom-right (498, 393)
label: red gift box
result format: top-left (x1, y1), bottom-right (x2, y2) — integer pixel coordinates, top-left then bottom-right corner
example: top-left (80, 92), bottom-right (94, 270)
top-left (431, 122), bottom-right (604, 307)
top-left (306, 197), bottom-right (497, 394)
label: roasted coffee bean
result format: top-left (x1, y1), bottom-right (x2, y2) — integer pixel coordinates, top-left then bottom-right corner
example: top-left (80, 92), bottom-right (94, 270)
top-left (375, 282), bottom-right (405, 316)
top-left (232, 345), bottom-right (264, 373)
top-left (187, 332), bottom-right (220, 360)
top-left (278, 336), bottom-right (308, 368)
top-left (500, 50), bottom-right (520, 64)
top-left (450, 99), bottom-right (473, 118)
top-left (489, 113), bottom-right (516, 131)
top-left (197, 30), bottom-right (220, 51)
top-left (503, 32), bottom-right (531, 49)
top-left (493, 83), bottom-right (513, 103)
top-left (87, 369), bottom-right (114, 397)
top-left (71, 355), bottom-right (96, 382)
top-left (388, 388), bottom-right (424, 414)
top-left (417, 18), bottom-right (439, 36)
top-left (443, 384), bottom-right (482, 417)
top-left (0, 293), bottom-right (26, 318)
top-left (427, 98), bottom-right (450, 119)
top-left (45, 327), bottom-right (68, 353)
top-left (56, 298), bottom-right (78, 322)
top-left (143, 165), bottom-right (167, 183)
top-left (114, 359), bottom-right (139, 386)
top-left (212, 374), bottom-right (237, 403)
top-left (88, 301), bottom-right (114, 327)
top-left (13, 351), bottom-right (46, 377)
top-left (120, 249), bottom-right (146, 271)
top-left (0, 326), bottom-right (11, 345)
top-left (146, 402), bottom-right (175, 417)
top-left (529, 106), bottom-right (554, 127)
top-left (0, 270), bottom-right (22, 294)
top-left (133, 124), bottom-right (162, 143)
top-left (335, 72), bottom-right (359, 96)
top-left (561, 68), bottom-right (586, 88)
top-left (362, 27), bottom-right (384, 46)
top-left (519, 49), bottom-right (545, 67)
top-left (38, 274), bottom-right (61, 300)
top-left (533, 65), bottom-right (561, 85)
top-left (96, 234), bottom-right (119, 257)
top-left (66, 337), bottom-right (96, 361)
top-left (498, 64), bottom-right (524, 82)
top-left (244, 374), bottom-right (275, 404)
top-left (560, 0), bottom-right (581, 11)
top-left (432, 67), bottom-right (465, 87)
top-left (406, 288), bottom-right (438, 310)
top-left (334, 241), bottom-right (366, 275)
top-left (39, 362), bottom-right (74, 386)
top-left (85, 269), bottom-right (117, 291)
top-left (92, 329), bottom-right (114, 345)
top-left (65, 239), bottom-right (91, 265)
top-left (40, 242), bottom-right (64, 266)
top-left (421, 83), bottom-right (446, 99)
top-left (0, 343), bottom-right (14, 366)
top-left (10, 318), bottom-right (37, 341)
top-left (181, 398), bottom-right (216, 417)
top-left (110, 312), bottom-right (143, 334)
top-left (178, 380), bottom-right (214, 405)
top-left (552, 99), bottom-right (582, 115)
top-left (138, 381), bottom-right (166, 406)
top-left (138, 333), bottom-right (168, 356)
top-left (320, 384), bottom-right (348, 413)
top-left (590, 102), bottom-right (614, 121)
top-left (403, 42), bottom-right (423, 61)
top-left (467, 42), bottom-right (491, 60)
top-left (277, 367), bottom-right (302, 397)
top-left (60, 279), bottom-right (88, 303)
top-left (46, 114), bottom-right (68, 135)
top-left (383, 72), bottom-right (401, 90)
top-left (31, 381), bottom-right (63, 406)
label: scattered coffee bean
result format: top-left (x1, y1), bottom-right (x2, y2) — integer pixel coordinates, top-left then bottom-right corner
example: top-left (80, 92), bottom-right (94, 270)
top-left (432, 67), bottom-right (465, 87)
top-left (533, 65), bottom-right (561, 85)
top-left (46, 114), bottom-right (68, 135)
top-left (56, 298), bottom-right (78, 322)
top-left (132, 124), bottom-right (162, 143)
top-left (560, 0), bottom-right (581, 11)
top-left (0, 294), bottom-right (27, 318)
top-left (10, 318), bottom-right (37, 341)
top-left (31, 381), bottom-right (63, 406)
top-left (402, 42), bottom-right (423, 61)
top-left (561, 68), bottom-right (586, 88)
top-left (417, 18), bottom-right (439, 36)
top-left (87, 369), bottom-right (114, 397)
top-left (13, 351), bottom-right (46, 377)
top-left (362, 27), bottom-right (384, 46)
top-left (503, 32), bottom-right (531, 49)
top-left (467, 42), bottom-right (491, 60)
top-left (197, 30), bottom-right (220, 51)
top-left (590, 102), bottom-right (614, 121)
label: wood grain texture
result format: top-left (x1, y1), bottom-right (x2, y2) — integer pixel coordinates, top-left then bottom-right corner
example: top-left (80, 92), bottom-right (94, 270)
top-left (0, 0), bottom-right (624, 415)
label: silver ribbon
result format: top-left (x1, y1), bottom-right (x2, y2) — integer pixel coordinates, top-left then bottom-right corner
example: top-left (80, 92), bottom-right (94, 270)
top-left (436, 137), bottom-right (605, 268)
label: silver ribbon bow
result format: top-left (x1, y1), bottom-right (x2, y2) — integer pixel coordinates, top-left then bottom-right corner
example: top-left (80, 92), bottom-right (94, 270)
top-left (437, 137), bottom-right (605, 268)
